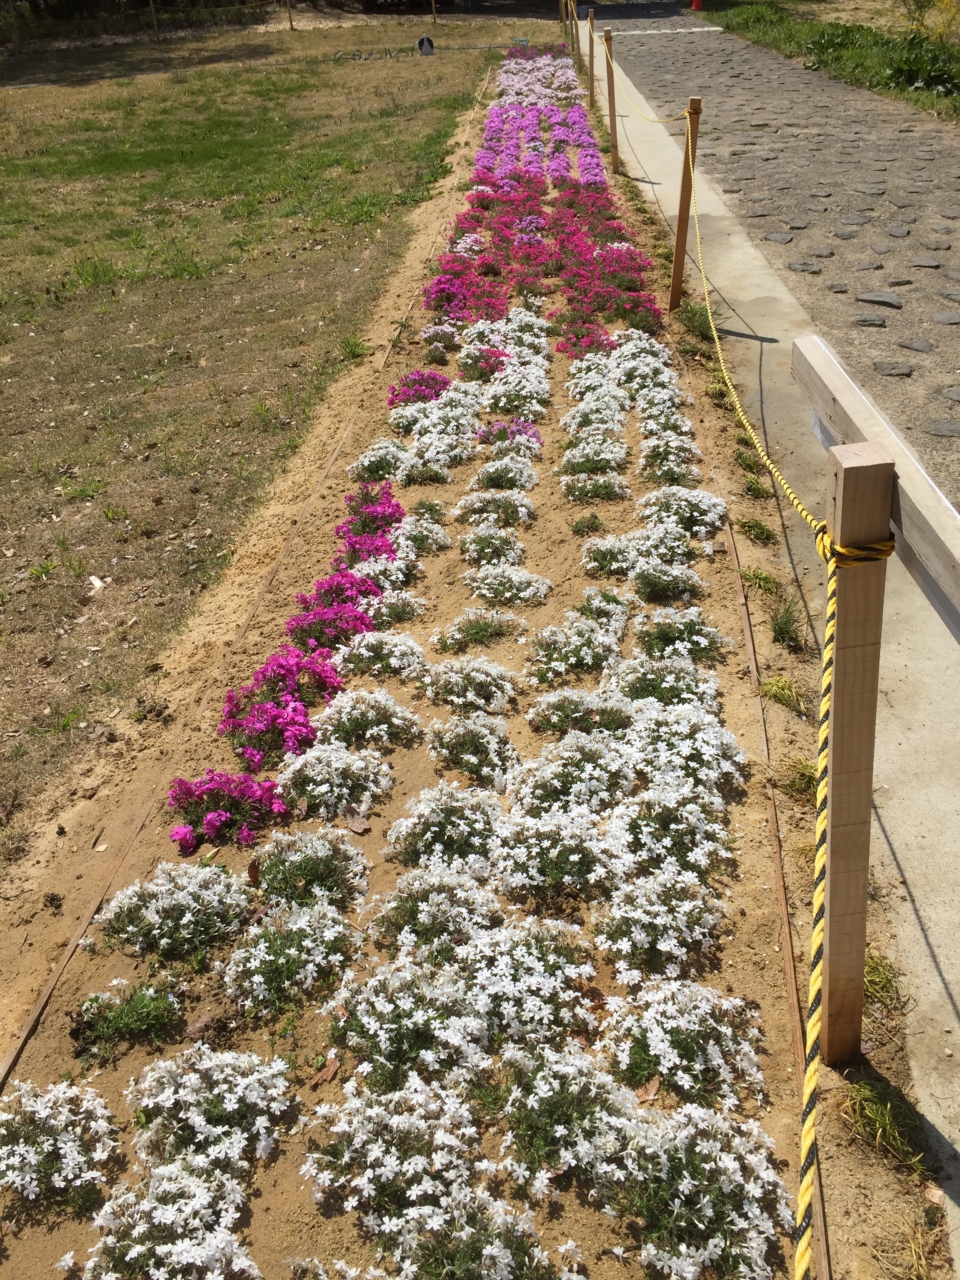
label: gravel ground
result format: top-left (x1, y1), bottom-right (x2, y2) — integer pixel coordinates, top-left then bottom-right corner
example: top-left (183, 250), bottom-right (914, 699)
top-left (603, 3), bottom-right (960, 505)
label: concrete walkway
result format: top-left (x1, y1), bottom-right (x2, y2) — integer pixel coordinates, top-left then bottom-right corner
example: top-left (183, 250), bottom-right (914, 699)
top-left (584, 12), bottom-right (960, 1251)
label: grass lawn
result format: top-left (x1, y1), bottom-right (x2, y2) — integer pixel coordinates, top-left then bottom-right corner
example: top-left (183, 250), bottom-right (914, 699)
top-left (0, 18), bottom-right (548, 860)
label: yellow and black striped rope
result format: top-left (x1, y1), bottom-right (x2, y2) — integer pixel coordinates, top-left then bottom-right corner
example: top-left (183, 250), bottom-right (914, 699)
top-left (682, 129), bottom-right (892, 1280)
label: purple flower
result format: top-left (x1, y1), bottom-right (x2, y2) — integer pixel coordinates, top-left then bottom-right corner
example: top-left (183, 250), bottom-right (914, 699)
top-left (285, 601), bottom-right (375, 651)
top-left (296, 570), bottom-right (382, 611)
top-left (170, 824), bottom-right (198, 856)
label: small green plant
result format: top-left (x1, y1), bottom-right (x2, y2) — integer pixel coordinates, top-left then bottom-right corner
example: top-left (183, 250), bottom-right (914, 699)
top-left (73, 257), bottom-right (121, 289)
top-left (413, 1212), bottom-right (561, 1280)
top-left (740, 567), bottom-right (780, 595)
top-left (842, 1075), bottom-right (927, 1174)
top-left (735, 431), bottom-right (755, 448)
top-left (760, 675), bottom-right (807, 716)
top-left (28, 560), bottom-right (57, 580)
top-left (340, 334), bottom-right (369, 360)
top-left (734, 449), bottom-right (762, 475)
top-left (434, 608), bottom-right (522, 653)
top-left (779, 757), bottom-right (817, 803)
top-left (69, 981), bottom-right (180, 1062)
top-left (737, 517), bottom-right (778, 545)
top-left (676, 298), bottom-right (717, 342)
top-left (744, 475), bottom-right (773, 500)
top-left (864, 948), bottom-right (903, 1013)
top-left (571, 511), bottom-right (605, 535)
top-left (63, 478), bottom-right (107, 501)
top-left (770, 595), bottom-right (805, 650)
top-left (103, 502), bottom-right (130, 523)
top-left (412, 499), bottom-right (445, 522)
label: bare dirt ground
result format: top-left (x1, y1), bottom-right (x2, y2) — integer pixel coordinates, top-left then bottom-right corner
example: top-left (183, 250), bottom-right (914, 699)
top-left (0, 36), bottom-right (949, 1280)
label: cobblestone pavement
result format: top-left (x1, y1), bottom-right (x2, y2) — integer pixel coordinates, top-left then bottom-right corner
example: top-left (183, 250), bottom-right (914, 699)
top-left (604, 6), bottom-right (960, 505)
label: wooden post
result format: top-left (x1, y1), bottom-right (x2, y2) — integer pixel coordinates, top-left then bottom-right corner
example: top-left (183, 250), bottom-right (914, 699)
top-left (147, 0), bottom-right (159, 40)
top-left (821, 440), bottom-right (895, 1066)
top-left (667, 95), bottom-right (701, 313)
top-left (285, 0), bottom-right (294, 30)
top-left (603, 28), bottom-right (618, 176)
top-left (572, 4), bottom-right (582, 70)
top-left (559, 0), bottom-right (564, 27)
top-left (588, 9), bottom-right (595, 109)
top-left (431, 0), bottom-right (436, 24)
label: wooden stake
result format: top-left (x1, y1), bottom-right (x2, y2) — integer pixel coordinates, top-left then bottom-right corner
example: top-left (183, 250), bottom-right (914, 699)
top-left (667, 96), bottom-right (701, 312)
top-left (431, 0), bottom-right (436, 24)
top-left (285, 0), bottom-right (294, 31)
top-left (559, 0), bottom-right (565, 27)
top-left (588, 9), bottom-right (595, 109)
top-left (572, 3), bottom-right (582, 70)
top-left (147, 0), bottom-right (159, 40)
top-left (603, 28), bottom-right (618, 176)
top-left (821, 440), bottom-right (895, 1066)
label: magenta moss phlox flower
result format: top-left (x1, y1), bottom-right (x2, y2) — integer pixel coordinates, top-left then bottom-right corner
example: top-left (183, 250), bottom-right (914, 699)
top-left (285, 601), bottom-right (375, 651)
top-left (242, 644), bottom-right (342, 705)
top-left (218, 692), bottom-right (316, 773)
top-left (338, 482), bottom-right (406, 538)
top-left (168, 770), bottom-right (288, 853)
top-left (476, 418), bottom-right (542, 445)
top-left (387, 370), bottom-right (451, 409)
top-left (296, 570), bottom-right (382, 611)
top-left (332, 531), bottom-right (397, 571)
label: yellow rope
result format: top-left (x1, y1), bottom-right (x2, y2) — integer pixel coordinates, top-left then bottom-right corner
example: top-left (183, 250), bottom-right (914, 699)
top-left (682, 115), bottom-right (893, 1280)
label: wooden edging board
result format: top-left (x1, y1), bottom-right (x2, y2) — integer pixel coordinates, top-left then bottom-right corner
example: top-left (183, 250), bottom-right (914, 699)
top-left (792, 333), bottom-right (960, 646)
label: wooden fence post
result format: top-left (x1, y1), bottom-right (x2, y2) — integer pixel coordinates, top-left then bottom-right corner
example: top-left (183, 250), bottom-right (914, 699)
top-left (588, 9), bottom-right (595, 109)
top-left (603, 28), bottom-right (618, 176)
top-left (285, 0), bottom-right (294, 30)
top-left (821, 440), bottom-right (895, 1065)
top-left (431, 0), bottom-right (437, 23)
top-left (668, 96), bottom-right (701, 313)
top-left (572, 3), bottom-right (582, 70)
top-left (146, 0), bottom-right (159, 39)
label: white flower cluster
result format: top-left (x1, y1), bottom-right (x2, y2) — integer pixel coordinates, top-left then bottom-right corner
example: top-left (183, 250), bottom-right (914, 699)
top-left (636, 485), bottom-right (727, 543)
top-left (428, 713), bottom-right (519, 788)
top-left (432, 607), bottom-right (526, 654)
top-left (336, 630), bottom-right (427, 681)
top-left (507, 730), bottom-right (636, 817)
top-left (598, 981), bottom-right (763, 1110)
top-left (278, 741), bottom-right (393, 819)
top-left (126, 1045), bottom-right (290, 1170)
top-left (256, 827), bottom-right (368, 910)
top-left (393, 514), bottom-right (452, 558)
top-left (459, 523), bottom-right (525, 566)
top-left (469, 455), bottom-right (539, 493)
top-left (81, 1048), bottom-right (289, 1277)
top-left (351, 551), bottom-right (423, 593)
top-left (465, 564), bottom-right (552, 606)
top-left (564, 329), bottom-right (703, 492)
top-left (385, 782), bottom-right (502, 878)
top-left (367, 865), bottom-right (504, 960)
top-left (0, 1080), bottom-right (117, 1217)
top-left (526, 687), bottom-right (637, 737)
top-left (526, 613), bottom-right (621, 684)
top-left (222, 899), bottom-right (358, 1015)
top-left (96, 862), bottom-right (254, 960)
top-left (422, 655), bottom-right (519, 713)
top-left (364, 588), bottom-right (428, 630)
top-left (313, 688), bottom-right (423, 750)
top-left (452, 490), bottom-right (536, 527)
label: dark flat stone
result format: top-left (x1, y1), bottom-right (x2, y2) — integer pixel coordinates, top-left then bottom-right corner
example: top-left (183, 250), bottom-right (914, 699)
top-left (856, 315), bottom-right (887, 327)
top-left (933, 310), bottom-right (960, 324)
top-left (910, 257), bottom-right (941, 268)
top-left (827, 282), bottom-right (849, 293)
top-left (899, 338), bottom-right (933, 352)
top-left (887, 277), bottom-right (913, 287)
top-left (928, 421), bottom-right (960, 436)
top-left (809, 189), bottom-right (832, 197)
top-left (874, 361), bottom-right (913, 376)
top-left (854, 184), bottom-right (886, 194)
top-left (835, 229), bottom-right (858, 240)
top-left (940, 207), bottom-right (960, 218)
top-left (889, 198), bottom-right (917, 207)
top-left (786, 219), bottom-right (810, 229)
top-left (806, 203), bottom-right (829, 213)
top-left (945, 388), bottom-right (960, 401)
top-left (939, 291), bottom-right (960, 303)
top-left (745, 209), bottom-right (777, 217)
top-left (888, 227), bottom-right (910, 237)
top-left (856, 291), bottom-right (902, 308)
top-left (745, 194), bottom-right (770, 203)
top-left (870, 243), bottom-right (892, 255)
top-left (841, 214), bottom-right (870, 225)
top-left (810, 247), bottom-right (835, 258)
top-left (765, 232), bottom-right (793, 243)
top-left (722, 186), bottom-right (743, 193)
top-left (790, 261), bottom-right (821, 273)
top-left (921, 239), bottom-right (952, 251)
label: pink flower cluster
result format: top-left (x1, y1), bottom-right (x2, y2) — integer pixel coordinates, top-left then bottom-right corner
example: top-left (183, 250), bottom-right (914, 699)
top-left (459, 346), bottom-right (512, 382)
top-left (475, 418), bottom-right (542, 446)
top-left (168, 771), bottom-right (288, 855)
top-left (218, 693), bottom-right (316, 773)
top-left (387, 369), bottom-right (451, 408)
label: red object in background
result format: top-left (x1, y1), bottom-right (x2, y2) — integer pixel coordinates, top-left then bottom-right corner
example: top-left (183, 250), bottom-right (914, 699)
top-left (691, 0), bottom-right (703, 8)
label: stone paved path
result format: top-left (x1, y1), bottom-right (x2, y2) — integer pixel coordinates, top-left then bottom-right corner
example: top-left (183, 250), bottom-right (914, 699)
top-left (605, 6), bottom-right (960, 504)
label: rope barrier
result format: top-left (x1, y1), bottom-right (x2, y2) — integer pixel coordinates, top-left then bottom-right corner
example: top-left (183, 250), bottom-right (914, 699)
top-left (682, 111), bottom-right (893, 1280)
